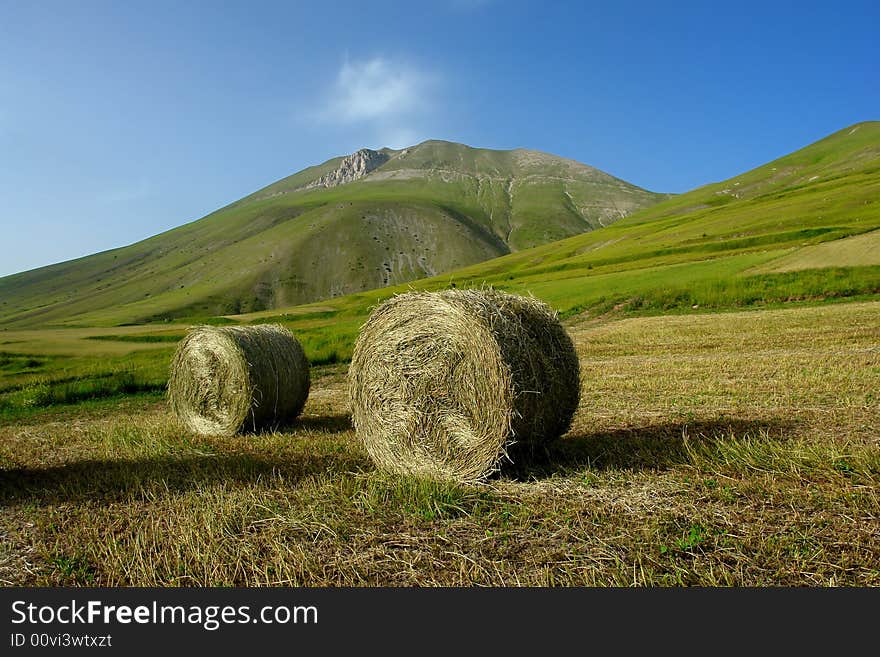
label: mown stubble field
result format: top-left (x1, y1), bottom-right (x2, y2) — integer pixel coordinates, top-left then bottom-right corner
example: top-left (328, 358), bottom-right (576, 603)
top-left (1, 301), bottom-right (878, 585)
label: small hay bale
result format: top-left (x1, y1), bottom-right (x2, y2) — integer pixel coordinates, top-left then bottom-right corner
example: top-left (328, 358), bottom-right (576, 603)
top-left (168, 324), bottom-right (309, 435)
top-left (348, 288), bottom-right (580, 482)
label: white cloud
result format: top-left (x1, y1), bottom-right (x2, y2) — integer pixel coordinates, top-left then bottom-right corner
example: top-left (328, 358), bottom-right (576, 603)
top-left (322, 58), bottom-right (428, 124)
top-left (308, 57), bottom-right (440, 149)
top-left (317, 57), bottom-right (435, 127)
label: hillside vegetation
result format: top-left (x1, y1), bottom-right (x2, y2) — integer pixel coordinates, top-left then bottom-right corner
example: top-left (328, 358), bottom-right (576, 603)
top-left (0, 141), bottom-right (664, 328)
top-left (126, 120), bottom-right (876, 367)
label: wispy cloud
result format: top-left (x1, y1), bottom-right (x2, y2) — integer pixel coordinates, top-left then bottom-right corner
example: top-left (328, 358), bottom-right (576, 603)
top-left (321, 58), bottom-right (429, 123)
top-left (310, 57), bottom-right (440, 149)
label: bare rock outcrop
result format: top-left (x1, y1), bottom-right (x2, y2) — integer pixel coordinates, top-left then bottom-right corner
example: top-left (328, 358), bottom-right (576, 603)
top-left (305, 149), bottom-right (390, 189)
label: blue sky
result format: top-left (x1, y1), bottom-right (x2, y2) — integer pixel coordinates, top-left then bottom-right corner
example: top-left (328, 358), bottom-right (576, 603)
top-left (0, 0), bottom-right (877, 276)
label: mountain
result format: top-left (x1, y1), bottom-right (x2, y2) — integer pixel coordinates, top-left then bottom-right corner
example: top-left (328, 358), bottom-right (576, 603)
top-left (227, 121), bottom-right (879, 364)
top-left (0, 140), bottom-right (666, 328)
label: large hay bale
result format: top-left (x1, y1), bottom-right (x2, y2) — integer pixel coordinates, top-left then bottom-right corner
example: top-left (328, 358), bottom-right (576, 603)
top-left (168, 324), bottom-right (309, 435)
top-left (348, 289), bottom-right (580, 482)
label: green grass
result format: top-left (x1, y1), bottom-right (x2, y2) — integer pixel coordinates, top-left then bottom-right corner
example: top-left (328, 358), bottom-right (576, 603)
top-left (86, 334), bottom-right (182, 343)
top-left (0, 374), bottom-right (164, 411)
top-left (0, 353), bottom-right (48, 372)
top-left (0, 366), bottom-right (167, 417)
top-left (0, 348), bottom-right (168, 391)
top-left (570, 265), bottom-right (880, 316)
top-left (249, 256), bottom-right (879, 356)
top-left (354, 474), bottom-right (498, 521)
top-left (0, 347), bottom-right (171, 419)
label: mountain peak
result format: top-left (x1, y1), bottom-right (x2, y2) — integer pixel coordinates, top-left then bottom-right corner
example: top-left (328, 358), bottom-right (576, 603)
top-left (304, 148), bottom-right (391, 189)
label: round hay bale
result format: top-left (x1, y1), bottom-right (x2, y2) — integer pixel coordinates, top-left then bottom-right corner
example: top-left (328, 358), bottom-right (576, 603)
top-left (348, 288), bottom-right (580, 482)
top-left (168, 324), bottom-right (309, 435)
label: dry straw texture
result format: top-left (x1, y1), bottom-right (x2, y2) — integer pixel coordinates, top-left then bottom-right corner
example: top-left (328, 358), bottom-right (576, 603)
top-left (349, 289), bottom-right (580, 482)
top-left (168, 324), bottom-right (309, 436)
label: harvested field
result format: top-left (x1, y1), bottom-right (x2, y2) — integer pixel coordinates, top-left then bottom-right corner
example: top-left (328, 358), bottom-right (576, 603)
top-left (1, 301), bottom-right (878, 586)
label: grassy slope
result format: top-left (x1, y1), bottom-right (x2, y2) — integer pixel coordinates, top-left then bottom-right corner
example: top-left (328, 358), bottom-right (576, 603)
top-left (237, 121), bottom-right (880, 359)
top-left (2, 301), bottom-right (877, 585)
top-left (433, 122), bottom-right (880, 307)
top-left (1, 123), bottom-right (877, 370)
top-left (0, 141), bottom-right (664, 328)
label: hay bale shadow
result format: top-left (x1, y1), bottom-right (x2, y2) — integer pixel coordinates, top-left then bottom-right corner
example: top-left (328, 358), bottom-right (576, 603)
top-left (280, 413), bottom-right (353, 433)
top-left (0, 447), bottom-right (368, 507)
top-left (501, 416), bottom-right (797, 480)
top-left (190, 413), bottom-right (352, 437)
